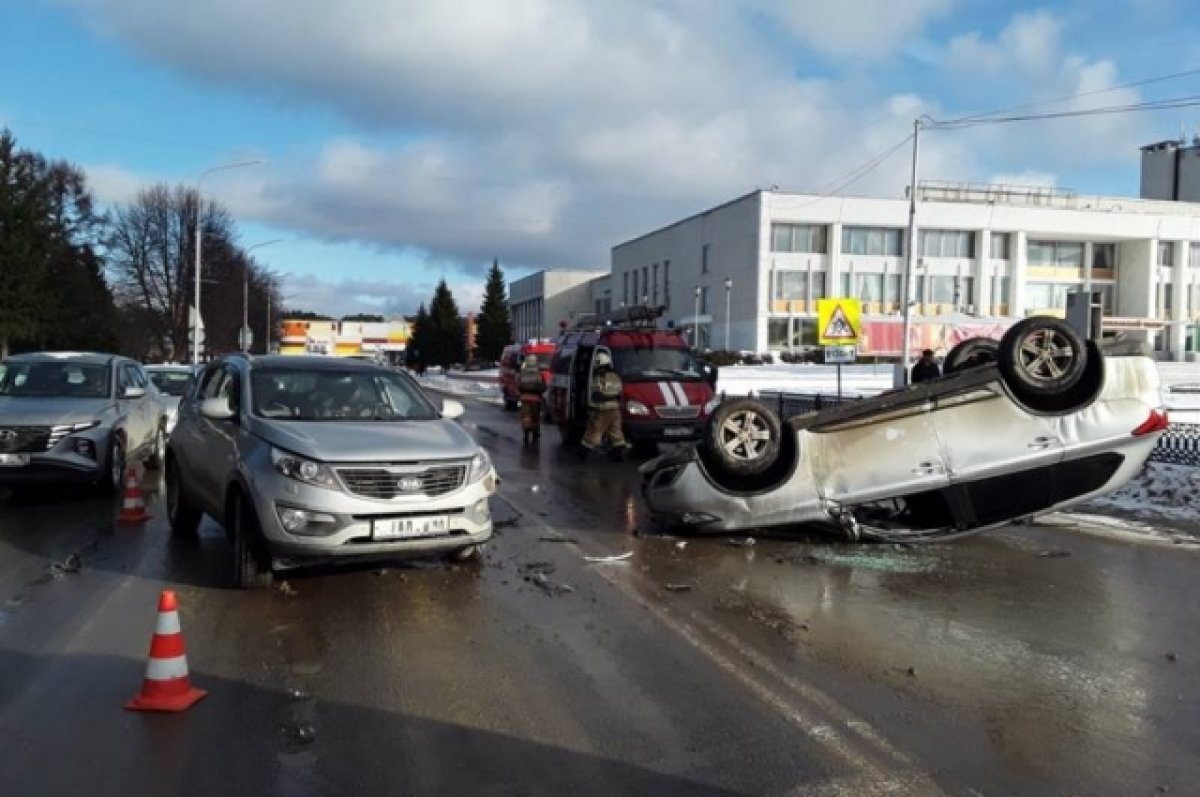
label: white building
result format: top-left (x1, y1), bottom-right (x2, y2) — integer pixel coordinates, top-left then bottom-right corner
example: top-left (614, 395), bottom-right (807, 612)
top-left (509, 268), bottom-right (609, 341)
top-left (612, 183), bottom-right (1200, 360)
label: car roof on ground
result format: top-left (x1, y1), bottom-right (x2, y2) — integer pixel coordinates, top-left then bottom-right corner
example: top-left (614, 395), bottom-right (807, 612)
top-left (3, 351), bottom-right (116, 365)
top-left (242, 355), bottom-right (386, 371)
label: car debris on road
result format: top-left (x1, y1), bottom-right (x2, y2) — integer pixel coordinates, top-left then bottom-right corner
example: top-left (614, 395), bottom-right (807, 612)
top-left (583, 551), bottom-right (633, 563)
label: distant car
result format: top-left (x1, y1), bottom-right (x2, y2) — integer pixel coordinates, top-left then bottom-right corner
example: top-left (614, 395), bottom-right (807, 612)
top-left (145, 364), bottom-right (199, 435)
top-left (166, 354), bottom-right (499, 587)
top-left (0, 352), bottom-right (168, 492)
top-left (642, 317), bottom-right (1168, 541)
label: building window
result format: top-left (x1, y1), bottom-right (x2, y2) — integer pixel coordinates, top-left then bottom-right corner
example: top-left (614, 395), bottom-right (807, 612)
top-left (622, 272), bottom-right (629, 306)
top-left (771, 223), bottom-right (828, 253)
top-left (701, 243), bottom-right (710, 274)
top-left (663, 260), bottom-right (671, 307)
top-left (1092, 243), bottom-right (1117, 271)
top-left (990, 233), bottom-right (1011, 260)
top-left (992, 275), bottom-right (1010, 310)
top-left (631, 271), bottom-right (638, 306)
top-left (919, 230), bottom-right (975, 259)
top-left (652, 263), bottom-right (659, 305)
top-left (957, 276), bottom-right (975, 310)
top-left (768, 318), bottom-right (816, 348)
top-left (775, 271), bottom-right (826, 302)
top-left (1098, 284), bottom-right (1115, 315)
top-left (1157, 281), bottom-right (1174, 318)
top-left (1190, 243), bottom-right (1200, 268)
top-left (1158, 241), bottom-right (1175, 268)
top-left (699, 286), bottom-right (710, 314)
top-left (851, 273), bottom-right (885, 302)
top-left (1028, 240), bottom-right (1084, 268)
top-left (929, 276), bottom-right (957, 304)
top-left (841, 227), bottom-right (904, 257)
top-left (885, 274), bottom-right (903, 306)
top-left (1026, 282), bottom-right (1077, 311)
top-left (641, 266), bottom-right (649, 303)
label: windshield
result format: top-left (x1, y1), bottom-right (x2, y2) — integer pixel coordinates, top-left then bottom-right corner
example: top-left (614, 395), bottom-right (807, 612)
top-left (610, 347), bottom-right (702, 382)
top-left (148, 370), bottom-right (193, 397)
top-left (0, 362), bottom-right (111, 398)
top-left (251, 368), bottom-right (438, 421)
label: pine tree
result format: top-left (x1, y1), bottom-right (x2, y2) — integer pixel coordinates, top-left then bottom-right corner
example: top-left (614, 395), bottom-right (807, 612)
top-left (408, 303), bottom-right (430, 371)
top-left (427, 280), bottom-right (466, 366)
top-left (474, 257), bottom-right (512, 362)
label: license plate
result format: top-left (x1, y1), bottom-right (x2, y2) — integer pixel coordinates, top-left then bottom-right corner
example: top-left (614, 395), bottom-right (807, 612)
top-left (663, 427), bottom-right (693, 438)
top-left (373, 515), bottom-right (449, 540)
top-left (0, 453), bottom-right (30, 468)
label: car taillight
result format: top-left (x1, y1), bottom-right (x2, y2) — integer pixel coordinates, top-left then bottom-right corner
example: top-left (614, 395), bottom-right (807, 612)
top-left (1132, 409), bottom-right (1170, 436)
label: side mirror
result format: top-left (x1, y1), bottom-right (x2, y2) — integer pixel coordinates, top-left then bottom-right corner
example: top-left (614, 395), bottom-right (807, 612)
top-left (441, 399), bottom-right (465, 420)
top-left (200, 397), bottom-right (235, 421)
top-left (122, 386), bottom-right (147, 399)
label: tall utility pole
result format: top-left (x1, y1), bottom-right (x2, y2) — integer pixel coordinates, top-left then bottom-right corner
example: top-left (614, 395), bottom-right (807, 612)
top-left (724, 277), bottom-right (732, 350)
top-left (242, 239), bottom-right (283, 351)
top-left (693, 286), bottom-right (702, 349)
top-left (899, 118), bottom-right (922, 386)
top-left (265, 275), bottom-right (273, 356)
top-left (192, 159), bottom-right (264, 365)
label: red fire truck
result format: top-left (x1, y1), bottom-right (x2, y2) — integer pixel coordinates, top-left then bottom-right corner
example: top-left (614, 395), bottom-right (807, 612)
top-left (546, 306), bottom-right (718, 449)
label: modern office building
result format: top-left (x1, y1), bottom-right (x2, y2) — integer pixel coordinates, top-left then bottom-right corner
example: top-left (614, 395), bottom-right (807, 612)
top-left (509, 268), bottom-right (609, 341)
top-left (612, 180), bottom-right (1200, 360)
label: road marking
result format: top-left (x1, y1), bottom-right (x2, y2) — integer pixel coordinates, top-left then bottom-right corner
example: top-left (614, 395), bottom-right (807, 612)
top-left (495, 488), bottom-right (947, 795)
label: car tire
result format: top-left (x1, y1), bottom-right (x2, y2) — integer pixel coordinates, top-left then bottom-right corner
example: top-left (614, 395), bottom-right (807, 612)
top-left (144, 424), bottom-right (166, 470)
top-left (943, 337), bottom-right (999, 375)
top-left (451, 543), bottom-right (485, 563)
top-left (101, 436), bottom-right (126, 495)
top-left (232, 493), bottom-right (273, 589)
top-left (166, 459), bottom-right (202, 536)
top-left (998, 316), bottom-right (1087, 397)
top-left (702, 398), bottom-right (781, 477)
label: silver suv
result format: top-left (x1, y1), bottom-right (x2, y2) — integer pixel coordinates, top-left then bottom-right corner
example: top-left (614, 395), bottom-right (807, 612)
top-left (166, 354), bottom-right (497, 587)
top-left (0, 352), bottom-right (168, 492)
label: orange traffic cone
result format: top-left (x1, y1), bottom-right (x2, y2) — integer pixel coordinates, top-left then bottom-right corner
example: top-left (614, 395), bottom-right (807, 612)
top-left (117, 467), bottom-right (151, 524)
top-left (126, 589), bottom-right (206, 712)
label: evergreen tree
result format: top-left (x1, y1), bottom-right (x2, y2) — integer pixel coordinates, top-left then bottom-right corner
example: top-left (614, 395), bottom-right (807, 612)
top-left (427, 280), bottom-right (466, 366)
top-left (408, 303), bottom-right (431, 370)
top-left (474, 257), bottom-right (512, 361)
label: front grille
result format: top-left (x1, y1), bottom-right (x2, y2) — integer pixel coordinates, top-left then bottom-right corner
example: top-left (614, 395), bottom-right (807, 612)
top-left (0, 427), bottom-right (51, 454)
top-left (337, 463), bottom-right (468, 499)
top-left (655, 405), bottom-right (700, 420)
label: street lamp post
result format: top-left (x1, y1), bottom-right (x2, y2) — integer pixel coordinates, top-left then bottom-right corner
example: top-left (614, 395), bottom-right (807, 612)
top-left (192, 159), bottom-right (264, 365)
top-left (724, 277), bottom-right (732, 351)
top-left (242, 239), bottom-right (283, 351)
top-left (693, 286), bottom-right (702, 349)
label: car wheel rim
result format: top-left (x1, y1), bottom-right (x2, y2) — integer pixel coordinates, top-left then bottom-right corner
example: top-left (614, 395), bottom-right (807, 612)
top-left (719, 410), bottom-right (770, 461)
top-left (1018, 329), bottom-right (1075, 382)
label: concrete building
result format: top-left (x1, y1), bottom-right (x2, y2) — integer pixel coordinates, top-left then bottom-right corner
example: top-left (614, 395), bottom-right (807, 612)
top-left (612, 183), bottom-right (1200, 360)
top-left (509, 268), bottom-right (609, 341)
top-left (1140, 137), bottom-right (1200, 202)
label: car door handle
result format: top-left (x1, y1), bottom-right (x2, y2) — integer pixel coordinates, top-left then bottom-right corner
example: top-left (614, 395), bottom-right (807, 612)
top-left (1027, 436), bottom-right (1057, 450)
top-left (911, 461), bottom-right (940, 475)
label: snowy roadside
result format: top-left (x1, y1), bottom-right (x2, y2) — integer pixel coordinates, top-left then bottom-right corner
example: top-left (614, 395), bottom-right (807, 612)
top-left (413, 372), bottom-right (504, 406)
top-left (1063, 462), bottom-right (1200, 539)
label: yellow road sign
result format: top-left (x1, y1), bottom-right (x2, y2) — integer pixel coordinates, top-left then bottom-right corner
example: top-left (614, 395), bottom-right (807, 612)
top-left (817, 298), bottom-right (862, 345)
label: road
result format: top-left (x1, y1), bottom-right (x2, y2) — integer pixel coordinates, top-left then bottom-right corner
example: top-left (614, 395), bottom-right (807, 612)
top-left (1, 394), bottom-right (1197, 796)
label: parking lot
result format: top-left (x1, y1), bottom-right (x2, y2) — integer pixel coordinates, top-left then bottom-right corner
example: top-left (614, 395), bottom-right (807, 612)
top-left (2, 392), bottom-right (1198, 797)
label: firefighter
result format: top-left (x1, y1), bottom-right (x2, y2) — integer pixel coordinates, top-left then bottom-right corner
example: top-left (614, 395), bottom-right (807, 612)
top-left (517, 354), bottom-right (546, 446)
top-left (580, 350), bottom-right (628, 461)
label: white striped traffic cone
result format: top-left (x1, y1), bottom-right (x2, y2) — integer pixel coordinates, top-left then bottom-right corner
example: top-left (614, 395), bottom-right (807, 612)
top-left (125, 589), bottom-right (206, 712)
top-left (117, 467), bottom-right (151, 524)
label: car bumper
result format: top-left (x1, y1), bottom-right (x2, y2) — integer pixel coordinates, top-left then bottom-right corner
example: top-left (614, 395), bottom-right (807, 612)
top-left (248, 467), bottom-right (498, 565)
top-left (623, 417), bottom-right (705, 443)
top-left (0, 449), bottom-right (105, 484)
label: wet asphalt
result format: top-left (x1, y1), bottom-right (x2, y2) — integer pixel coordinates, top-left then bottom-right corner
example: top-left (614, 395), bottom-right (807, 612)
top-left (0, 396), bottom-right (1198, 796)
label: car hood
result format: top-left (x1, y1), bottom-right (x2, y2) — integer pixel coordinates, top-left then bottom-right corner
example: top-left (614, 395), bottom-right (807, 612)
top-left (251, 417), bottom-right (479, 462)
top-left (0, 397), bottom-right (114, 426)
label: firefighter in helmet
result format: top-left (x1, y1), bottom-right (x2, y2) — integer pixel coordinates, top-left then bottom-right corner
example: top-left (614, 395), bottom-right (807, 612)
top-left (517, 353), bottom-right (546, 445)
top-left (580, 350), bottom-right (628, 461)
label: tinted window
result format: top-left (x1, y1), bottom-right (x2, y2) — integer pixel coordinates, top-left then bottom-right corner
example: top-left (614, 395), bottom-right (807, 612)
top-left (0, 362), bottom-right (111, 398)
top-left (610, 346), bottom-right (702, 382)
top-left (148, 370), bottom-right (193, 396)
top-left (251, 368), bottom-right (437, 421)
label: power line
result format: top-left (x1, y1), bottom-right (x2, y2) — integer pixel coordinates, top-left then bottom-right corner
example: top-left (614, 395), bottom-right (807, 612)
top-left (778, 132), bottom-right (915, 208)
top-left (937, 66), bottom-right (1200, 126)
top-left (928, 94), bottom-right (1200, 130)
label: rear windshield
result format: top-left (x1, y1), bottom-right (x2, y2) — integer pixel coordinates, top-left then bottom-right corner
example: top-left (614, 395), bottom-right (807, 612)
top-left (610, 346), bottom-right (702, 382)
top-left (148, 370), bottom-right (193, 397)
top-left (251, 368), bottom-right (438, 421)
top-left (0, 362), bottom-right (111, 398)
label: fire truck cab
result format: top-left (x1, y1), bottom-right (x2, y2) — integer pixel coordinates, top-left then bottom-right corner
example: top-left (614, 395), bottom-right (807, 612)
top-left (547, 306), bottom-right (718, 448)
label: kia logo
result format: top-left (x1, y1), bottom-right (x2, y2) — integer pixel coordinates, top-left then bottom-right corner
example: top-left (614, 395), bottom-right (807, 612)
top-left (396, 476), bottom-right (423, 493)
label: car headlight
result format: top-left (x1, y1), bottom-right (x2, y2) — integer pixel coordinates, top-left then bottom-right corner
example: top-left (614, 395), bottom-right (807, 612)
top-left (468, 448), bottom-right (492, 482)
top-left (703, 397), bottom-right (720, 415)
top-left (270, 447), bottom-right (338, 489)
top-left (626, 400), bottom-right (651, 417)
top-left (64, 421), bottom-right (100, 433)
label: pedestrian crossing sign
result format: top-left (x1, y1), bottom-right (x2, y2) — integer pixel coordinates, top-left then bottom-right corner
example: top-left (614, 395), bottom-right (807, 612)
top-left (817, 298), bottom-right (862, 345)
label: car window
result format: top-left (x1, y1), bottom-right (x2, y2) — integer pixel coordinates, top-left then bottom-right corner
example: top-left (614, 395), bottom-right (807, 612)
top-left (199, 365), bottom-right (226, 400)
top-left (250, 367), bottom-right (437, 421)
top-left (217, 368), bottom-right (241, 412)
top-left (148, 370), bottom-right (193, 397)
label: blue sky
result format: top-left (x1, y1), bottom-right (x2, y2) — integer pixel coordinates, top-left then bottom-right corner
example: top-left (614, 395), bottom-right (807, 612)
top-left (3, 0), bottom-right (1199, 315)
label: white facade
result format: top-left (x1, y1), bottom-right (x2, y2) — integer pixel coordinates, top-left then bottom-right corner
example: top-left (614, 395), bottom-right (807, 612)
top-left (509, 269), bottom-right (609, 342)
top-left (612, 185), bottom-right (1200, 360)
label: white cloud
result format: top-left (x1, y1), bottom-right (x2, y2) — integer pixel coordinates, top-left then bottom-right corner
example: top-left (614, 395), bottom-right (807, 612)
top-left (760, 0), bottom-right (956, 59)
top-left (280, 273), bottom-right (485, 319)
top-left (84, 163), bottom-right (144, 205)
top-left (947, 11), bottom-right (1061, 75)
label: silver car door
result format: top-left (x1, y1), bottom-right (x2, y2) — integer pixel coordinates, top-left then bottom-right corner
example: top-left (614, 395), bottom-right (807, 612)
top-left (809, 401), bottom-right (951, 505)
top-left (932, 386), bottom-right (1065, 485)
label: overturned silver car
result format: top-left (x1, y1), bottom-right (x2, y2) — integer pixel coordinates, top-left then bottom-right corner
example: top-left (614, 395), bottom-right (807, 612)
top-left (641, 317), bottom-right (1168, 541)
